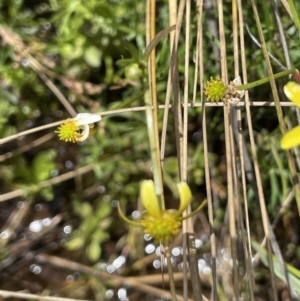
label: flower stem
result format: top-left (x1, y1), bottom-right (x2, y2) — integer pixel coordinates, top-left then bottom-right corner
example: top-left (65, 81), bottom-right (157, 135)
top-left (144, 90), bottom-right (164, 208)
top-left (237, 68), bottom-right (295, 91)
top-left (165, 244), bottom-right (177, 301)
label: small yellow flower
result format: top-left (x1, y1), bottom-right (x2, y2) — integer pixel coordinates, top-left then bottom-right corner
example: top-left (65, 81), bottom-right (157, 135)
top-left (118, 180), bottom-right (206, 244)
top-left (55, 113), bottom-right (101, 143)
top-left (280, 82), bottom-right (300, 150)
top-left (204, 76), bottom-right (227, 102)
top-left (204, 76), bottom-right (244, 105)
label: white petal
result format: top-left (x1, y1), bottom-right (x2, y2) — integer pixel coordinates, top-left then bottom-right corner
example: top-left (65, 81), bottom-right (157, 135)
top-left (74, 113), bottom-right (101, 125)
top-left (233, 76), bottom-right (242, 86)
top-left (229, 76), bottom-right (244, 106)
top-left (77, 124), bottom-right (90, 142)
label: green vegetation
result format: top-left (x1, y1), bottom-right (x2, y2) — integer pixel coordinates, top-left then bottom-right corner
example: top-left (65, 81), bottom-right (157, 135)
top-left (0, 0), bottom-right (300, 300)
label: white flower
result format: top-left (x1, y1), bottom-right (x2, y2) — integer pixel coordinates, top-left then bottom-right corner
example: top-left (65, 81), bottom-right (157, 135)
top-left (55, 113), bottom-right (101, 143)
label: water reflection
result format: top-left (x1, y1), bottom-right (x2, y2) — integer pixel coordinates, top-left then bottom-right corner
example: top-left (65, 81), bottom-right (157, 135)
top-left (66, 275), bottom-right (74, 283)
top-left (21, 106), bottom-right (30, 114)
top-left (203, 266), bottom-right (212, 275)
top-left (29, 218), bottom-right (52, 233)
top-left (201, 233), bottom-right (209, 243)
top-left (34, 204), bottom-right (43, 211)
top-left (97, 186), bottom-right (106, 193)
top-left (17, 201), bottom-right (24, 208)
top-left (43, 22), bottom-right (51, 30)
top-left (171, 247), bottom-right (181, 256)
top-left (155, 246), bottom-right (162, 256)
top-left (63, 225), bottom-right (72, 234)
top-left (131, 210), bottom-right (140, 219)
top-left (144, 234), bottom-right (151, 241)
top-left (65, 160), bottom-right (74, 169)
top-left (0, 230), bottom-right (9, 239)
top-left (50, 169), bottom-right (59, 177)
top-left (142, 232), bottom-right (227, 276)
top-left (195, 238), bottom-right (203, 248)
top-left (113, 256), bottom-right (126, 268)
top-left (117, 287), bottom-right (127, 301)
top-left (116, 183), bottom-right (123, 190)
top-left (145, 243), bottom-right (155, 254)
top-left (106, 265), bottom-right (116, 273)
top-left (24, 120), bottom-right (33, 127)
top-left (30, 264), bottom-right (42, 274)
top-left (60, 239), bottom-right (66, 247)
top-left (29, 220), bottom-right (43, 232)
top-left (111, 200), bottom-right (118, 208)
top-left (103, 195), bottom-right (111, 202)
top-left (21, 58), bottom-right (29, 67)
top-left (42, 218), bottom-right (51, 226)
top-left (105, 289), bottom-right (114, 299)
top-left (33, 109), bottom-right (41, 117)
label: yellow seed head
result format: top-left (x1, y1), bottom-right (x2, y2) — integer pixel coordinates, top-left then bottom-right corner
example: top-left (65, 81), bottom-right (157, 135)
top-left (55, 119), bottom-right (81, 143)
top-left (204, 76), bottom-right (227, 102)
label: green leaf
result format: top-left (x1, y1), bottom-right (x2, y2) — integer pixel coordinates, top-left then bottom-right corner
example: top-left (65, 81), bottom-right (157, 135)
top-left (92, 228), bottom-right (110, 243)
top-left (67, 236), bottom-right (85, 250)
top-left (32, 149), bottom-right (56, 182)
top-left (39, 186), bottom-right (54, 202)
top-left (86, 240), bottom-right (101, 262)
top-left (96, 201), bottom-right (112, 220)
top-left (84, 46), bottom-right (102, 68)
top-left (77, 202), bottom-right (93, 219)
top-left (252, 241), bottom-right (300, 293)
top-left (81, 216), bottom-right (98, 234)
top-left (60, 43), bottom-right (74, 58)
top-left (0, 88), bottom-right (19, 105)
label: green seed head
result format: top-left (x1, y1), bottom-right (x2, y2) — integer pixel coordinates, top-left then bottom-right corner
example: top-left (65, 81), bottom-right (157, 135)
top-left (204, 76), bottom-right (227, 102)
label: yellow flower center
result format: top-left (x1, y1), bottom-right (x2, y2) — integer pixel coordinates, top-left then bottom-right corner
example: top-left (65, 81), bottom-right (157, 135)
top-left (55, 119), bottom-right (81, 143)
top-left (141, 211), bottom-right (182, 244)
